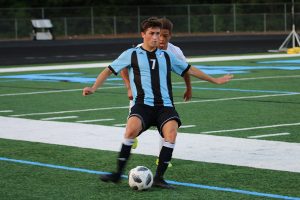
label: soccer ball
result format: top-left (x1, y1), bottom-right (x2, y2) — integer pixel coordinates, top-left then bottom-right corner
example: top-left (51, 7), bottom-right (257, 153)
top-left (128, 166), bottom-right (153, 190)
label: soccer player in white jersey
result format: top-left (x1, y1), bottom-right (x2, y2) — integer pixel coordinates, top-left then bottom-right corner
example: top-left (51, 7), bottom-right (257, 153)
top-left (120, 18), bottom-right (192, 167)
top-left (83, 17), bottom-right (232, 189)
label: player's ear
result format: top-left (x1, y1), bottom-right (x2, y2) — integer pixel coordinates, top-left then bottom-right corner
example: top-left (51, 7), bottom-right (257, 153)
top-left (169, 31), bottom-right (172, 39)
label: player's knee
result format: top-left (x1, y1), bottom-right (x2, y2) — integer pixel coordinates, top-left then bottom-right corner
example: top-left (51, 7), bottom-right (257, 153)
top-left (125, 124), bottom-right (142, 138)
top-left (124, 128), bottom-right (140, 138)
top-left (125, 116), bottom-right (142, 138)
top-left (163, 130), bottom-right (177, 143)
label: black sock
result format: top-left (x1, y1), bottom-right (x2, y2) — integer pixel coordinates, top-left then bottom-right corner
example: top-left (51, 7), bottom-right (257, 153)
top-left (116, 139), bottom-right (134, 174)
top-left (155, 141), bottom-right (174, 179)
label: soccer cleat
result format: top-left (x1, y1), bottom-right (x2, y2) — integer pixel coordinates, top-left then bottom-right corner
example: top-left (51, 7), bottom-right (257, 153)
top-left (152, 177), bottom-right (175, 189)
top-left (155, 159), bottom-right (173, 168)
top-left (132, 138), bottom-right (138, 149)
top-left (99, 172), bottom-right (121, 183)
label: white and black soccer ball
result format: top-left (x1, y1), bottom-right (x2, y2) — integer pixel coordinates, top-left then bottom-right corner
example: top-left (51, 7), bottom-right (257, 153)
top-left (128, 166), bottom-right (153, 191)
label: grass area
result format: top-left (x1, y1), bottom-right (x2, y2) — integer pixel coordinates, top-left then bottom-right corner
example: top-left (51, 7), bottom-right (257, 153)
top-left (0, 55), bottom-right (300, 199)
top-left (1, 139), bottom-right (299, 200)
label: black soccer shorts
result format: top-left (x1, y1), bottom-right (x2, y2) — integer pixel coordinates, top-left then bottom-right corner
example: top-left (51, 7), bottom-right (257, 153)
top-left (128, 104), bottom-right (182, 137)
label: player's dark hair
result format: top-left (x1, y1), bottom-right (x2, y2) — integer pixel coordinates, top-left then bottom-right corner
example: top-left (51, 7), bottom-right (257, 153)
top-left (140, 17), bottom-right (162, 32)
top-left (158, 18), bottom-right (173, 33)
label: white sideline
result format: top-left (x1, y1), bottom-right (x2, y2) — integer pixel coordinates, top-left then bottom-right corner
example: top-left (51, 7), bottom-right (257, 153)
top-left (1, 53), bottom-right (300, 73)
top-left (1, 116), bottom-right (300, 173)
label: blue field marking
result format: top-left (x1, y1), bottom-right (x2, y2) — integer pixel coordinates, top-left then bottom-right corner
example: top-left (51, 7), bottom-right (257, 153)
top-left (195, 65), bottom-right (300, 75)
top-left (173, 86), bottom-right (299, 94)
top-left (1, 157), bottom-right (299, 200)
top-left (1, 65), bottom-right (300, 84)
top-left (0, 73), bottom-right (122, 83)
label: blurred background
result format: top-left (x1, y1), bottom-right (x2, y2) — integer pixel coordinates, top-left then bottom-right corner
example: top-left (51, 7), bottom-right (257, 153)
top-left (0, 0), bottom-right (299, 65)
top-left (1, 0), bottom-right (299, 40)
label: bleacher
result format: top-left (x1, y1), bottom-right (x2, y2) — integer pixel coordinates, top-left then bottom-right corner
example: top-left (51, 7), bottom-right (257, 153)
top-left (31, 19), bottom-right (54, 40)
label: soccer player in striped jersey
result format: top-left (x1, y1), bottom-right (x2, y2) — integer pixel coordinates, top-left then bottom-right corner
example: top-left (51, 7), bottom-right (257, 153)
top-left (83, 17), bottom-right (232, 189)
top-left (121, 18), bottom-right (192, 168)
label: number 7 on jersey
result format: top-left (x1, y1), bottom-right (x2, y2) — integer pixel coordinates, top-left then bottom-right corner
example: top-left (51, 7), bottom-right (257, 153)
top-left (150, 59), bottom-right (156, 70)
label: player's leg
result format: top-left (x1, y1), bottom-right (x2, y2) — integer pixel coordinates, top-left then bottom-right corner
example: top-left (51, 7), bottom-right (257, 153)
top-left (100, 116), bottom-right (142, 183)
top-left (153, 106), bottom-right (180, 189)
top-left (153, 119), bottom-right (178, 189)
top-left (156, 136), bottom-right (173, 167)
top-left (129, 99), bottom-right (138, 149)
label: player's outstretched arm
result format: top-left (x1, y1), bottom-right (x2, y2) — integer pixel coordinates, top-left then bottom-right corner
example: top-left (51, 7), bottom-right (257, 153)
top-left (183, 73), bottom-right (192, 101)
top-left (82, 67), bottom-right (113, 96)
top-left (120, 68), bottom-right (133, 100)
top-left (188, 66), bottom-right (233, 84)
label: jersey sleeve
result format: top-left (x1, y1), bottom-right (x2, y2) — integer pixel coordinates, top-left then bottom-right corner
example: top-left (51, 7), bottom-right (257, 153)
top-left (108, 48), bottom-right (134, 75)
top-left (167, 51), bottom-right (190, 77)
top-left (173, 46), bottom-right (187, 62)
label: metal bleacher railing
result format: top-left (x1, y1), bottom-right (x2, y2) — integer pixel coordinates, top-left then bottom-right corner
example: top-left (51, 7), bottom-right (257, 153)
top-left (0, 3), bottom-right (299, 40)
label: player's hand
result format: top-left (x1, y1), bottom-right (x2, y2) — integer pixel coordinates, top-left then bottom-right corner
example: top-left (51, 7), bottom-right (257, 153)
top-left (82, 87), bottom-right (95, 96)
top-left (183, 88), bottom-right (192, 102)
top-left (127, 88), bottom-right (133, 100)
top-left (214, 74), bottom-right (233, 84)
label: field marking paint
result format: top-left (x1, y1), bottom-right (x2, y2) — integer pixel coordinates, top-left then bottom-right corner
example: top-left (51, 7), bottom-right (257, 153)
top-left (173, 75), bottom-right (300, 85)
top-left (248, 133), bottom-right (291, 139)
top-left (175, 93), bottom-right (299, 105)
top-left (180, 125), bottom-right (196, 128)
top-left (0, 86), bottom-right (123, 97)
top-left (0, 110), bottom-right (13, 113)
top-left (10, 106), bottom-right (128, 117)
top-left (1, 74), bottom-right (299, 98)
top-left (0, 63), bottom-right (110, 73)
top-left (41, 116), bottom-right (78, 121)
top-left (76, 118), bottom-right (115, 123)
top-left (114, 123), bottom-right (127, 127)
top-left (9, 93), bottom-right (299, 117)
top-left (202, 123), bottom-right (300, 134)
top-left (0, 157), bottom-right (299, 200)
top-left (1, 53), bottom-right (300, 73)
top-left (174, 86), bottom-right (297, 94)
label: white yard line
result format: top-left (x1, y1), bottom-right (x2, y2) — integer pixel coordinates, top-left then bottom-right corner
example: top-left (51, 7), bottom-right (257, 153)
top-left (1, 116), bottom-right (299, 173)
top-left (114, 123), bottom-right (127, 127)
top-left (0, 110), bottom-right (13, 113)
top-left (76, 118), bottom-right (115, 123)
top-left (179, 125), bottom-right (196, 128)
top-left (202, 122), bottom-right (300, 134)
top-left (0, 63), bottom-right (110, 73)
top-left (1, 54), bottom-right (300, 73)
top-left (9, 93), bottom-right (299, 117)
top-left (173, 75), bottom-right (300, 85)
top-left (0, 86), bottom-right (123, 97)
top-left (10, 106), bottom-right (128, 117)
top-left (187, 53), bottom-right (300, 62)
top-left (41, 116), bottom-right (78, 121)
top-left (248, 133), bottom-right (291, 139)
top-left (175, 93), bottom-right (299, 105)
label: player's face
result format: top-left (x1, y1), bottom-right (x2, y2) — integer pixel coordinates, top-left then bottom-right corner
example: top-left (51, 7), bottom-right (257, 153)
top-left (159, 29), bottom-right (171, 50)
top-left (142, 27), bottom-right (160, 50)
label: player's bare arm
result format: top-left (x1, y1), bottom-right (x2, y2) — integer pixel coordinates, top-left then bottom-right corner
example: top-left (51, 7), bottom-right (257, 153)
top-left (120, 68), bottom-right (133, 100)
top-left (188, 66), bottom-right (233, 84)
top-left (183, 73), bottom-right (192, 101)
top-left (82, 67), bottom-right (113, 96)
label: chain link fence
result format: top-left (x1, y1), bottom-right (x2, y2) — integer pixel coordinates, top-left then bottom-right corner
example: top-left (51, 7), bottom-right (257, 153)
top-left (0, 3), bottom-right (299, 40)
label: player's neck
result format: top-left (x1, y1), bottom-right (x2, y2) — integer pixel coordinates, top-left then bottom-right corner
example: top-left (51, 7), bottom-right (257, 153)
top-left (162, 43), bottom-right (169, 50)
top-left (142, 43), bottom-right (157, 52)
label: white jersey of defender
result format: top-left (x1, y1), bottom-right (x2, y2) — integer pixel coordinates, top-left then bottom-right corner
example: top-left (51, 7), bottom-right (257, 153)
top-left (165, 43), bottom-right (187, 62)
